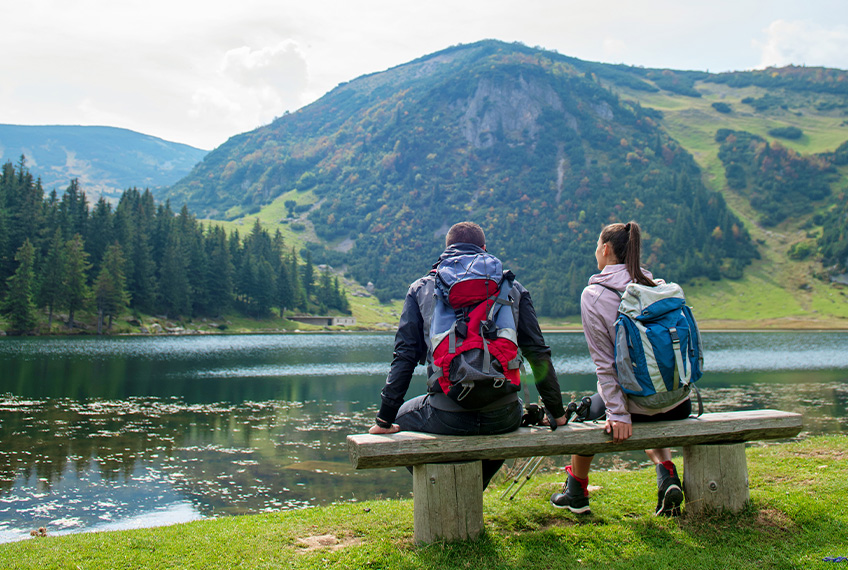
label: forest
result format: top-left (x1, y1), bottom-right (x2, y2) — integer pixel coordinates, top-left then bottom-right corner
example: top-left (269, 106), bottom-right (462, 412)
top-left (0, 158), bottom-right (350, 334)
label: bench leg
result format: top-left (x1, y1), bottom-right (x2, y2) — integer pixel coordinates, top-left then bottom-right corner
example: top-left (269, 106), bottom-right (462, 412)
top-left (682, 442), bottom-right (750, 515)
top-left (412, 461), bottom-right (483, 543)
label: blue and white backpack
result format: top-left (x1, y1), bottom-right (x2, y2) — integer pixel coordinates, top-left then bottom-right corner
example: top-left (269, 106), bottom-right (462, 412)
top-left (604, 282), bottom-right (704, 412)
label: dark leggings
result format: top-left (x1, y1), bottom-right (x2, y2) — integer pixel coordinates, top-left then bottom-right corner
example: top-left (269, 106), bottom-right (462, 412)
top-left (577, 394), bottom-right (691, 457)
top-left (581, 392), bottom-right (692, 423)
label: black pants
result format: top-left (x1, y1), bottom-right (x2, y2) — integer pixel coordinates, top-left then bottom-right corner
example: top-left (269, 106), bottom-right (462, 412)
top-left (581, 392), bottom-right (692, 423)
top-left (394, 394), bottom-right (523, 488)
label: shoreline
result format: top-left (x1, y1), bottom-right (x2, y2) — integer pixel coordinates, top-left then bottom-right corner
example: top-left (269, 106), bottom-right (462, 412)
top-left (3, 316), bottom-right (847, 337)
top-left (3, 325), bottom-right (848, 338)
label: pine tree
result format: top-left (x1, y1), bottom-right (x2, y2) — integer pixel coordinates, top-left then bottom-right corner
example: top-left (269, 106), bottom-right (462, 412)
top-left (38, 228), bottom-right (66, 329)
top-left (87, 197), bottom-right (115, 276)
top-left (94, 243), bottom-right (130, 333)
top-left (276, 259), bottom-right (293, 318)
top-left (252, 257), bottom-right (275, 317)
top-left (205, 225), bottom-right (233, 317)
top-left (316, 268), bottom-right (333, 311)
top-left (62, 234), bottom-right (91, 330)
top-left (158, 230), bottom-right (190, 318)
top-left (302, 249), bottom-right (315, 301)
top-left (289, 248), bottom-right (306, 311)
top-left (59, 179), bottom-right (88, 242)
top-left (2, 239), bottom-right (38, 332)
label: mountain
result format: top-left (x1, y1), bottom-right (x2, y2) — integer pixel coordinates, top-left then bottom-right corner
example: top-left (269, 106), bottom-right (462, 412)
top-left (163, 40), bottom-right (848, 320)
top-left (0, 124), bottom-right (208, 200)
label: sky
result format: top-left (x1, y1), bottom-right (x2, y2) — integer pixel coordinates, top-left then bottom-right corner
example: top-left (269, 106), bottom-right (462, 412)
top-left (3, 0), bottom-right (848, 150)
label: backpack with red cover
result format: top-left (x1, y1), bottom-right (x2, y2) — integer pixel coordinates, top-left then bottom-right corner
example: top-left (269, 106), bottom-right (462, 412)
top-left (427, 252), bottom-right (522, 409)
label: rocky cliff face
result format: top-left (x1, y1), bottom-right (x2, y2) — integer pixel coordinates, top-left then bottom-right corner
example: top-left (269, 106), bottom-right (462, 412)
top-left (460, 75), bottom-right (567, 148)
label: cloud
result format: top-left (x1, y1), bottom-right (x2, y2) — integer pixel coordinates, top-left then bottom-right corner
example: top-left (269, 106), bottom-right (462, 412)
top-left (756, 20), bottom-right (848, 69)
top-left (188, 40), bottom-right (309, 140)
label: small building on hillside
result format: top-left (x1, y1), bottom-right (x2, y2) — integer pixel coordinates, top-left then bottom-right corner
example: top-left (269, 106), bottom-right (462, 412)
top-left (288, 316), bottom-right (357, 327)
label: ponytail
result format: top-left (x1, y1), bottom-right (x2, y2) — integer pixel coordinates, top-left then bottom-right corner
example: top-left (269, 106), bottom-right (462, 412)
top-left (600, 221), bottom-right (656, 287)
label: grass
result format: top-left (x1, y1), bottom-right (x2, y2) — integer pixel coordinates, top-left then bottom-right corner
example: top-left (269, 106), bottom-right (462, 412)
top-left (603, 80), bottom-right (848, 330)
top-left (2, 435), bottom-right (845, 569)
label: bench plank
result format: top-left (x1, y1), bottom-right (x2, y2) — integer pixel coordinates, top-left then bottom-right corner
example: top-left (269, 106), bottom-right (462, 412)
top-left (348, 410), bottom-right (802, 469)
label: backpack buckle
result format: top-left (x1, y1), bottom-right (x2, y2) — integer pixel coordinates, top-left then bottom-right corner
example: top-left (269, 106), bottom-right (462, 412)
top-left (480, 319), bottom-right (497, 340)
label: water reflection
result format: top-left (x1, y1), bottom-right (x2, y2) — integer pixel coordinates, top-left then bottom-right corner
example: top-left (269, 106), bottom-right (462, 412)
top-left (0, 332), bottom-right (846, 542)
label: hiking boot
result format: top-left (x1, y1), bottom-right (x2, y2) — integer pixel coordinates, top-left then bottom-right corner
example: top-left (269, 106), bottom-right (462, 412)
top-left (551, 466), bottom-right (591, 514)
top-left (655, 461), bottom-right (684, 516)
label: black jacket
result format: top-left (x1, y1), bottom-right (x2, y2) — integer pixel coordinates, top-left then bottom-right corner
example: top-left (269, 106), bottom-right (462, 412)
top-left (377, 243), bottom-right (566, 424)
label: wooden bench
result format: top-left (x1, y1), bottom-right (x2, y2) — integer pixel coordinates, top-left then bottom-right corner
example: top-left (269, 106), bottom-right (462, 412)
top-left (347, 409), bottom-right (803, 543)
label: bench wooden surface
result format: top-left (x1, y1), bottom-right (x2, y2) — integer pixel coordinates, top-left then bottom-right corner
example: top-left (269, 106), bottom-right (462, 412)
top-left (348, 409), bottom-right (803, 469)
top-left (347, 410), bottom-right (803, 544)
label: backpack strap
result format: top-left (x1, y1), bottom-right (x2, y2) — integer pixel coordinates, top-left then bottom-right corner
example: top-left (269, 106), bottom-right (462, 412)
top-left (690, 383), bottom-right (704, 417)
top-left (669, 327), bottom-right (691, 390)
top-left (597, 283), bottom-right (623, 300)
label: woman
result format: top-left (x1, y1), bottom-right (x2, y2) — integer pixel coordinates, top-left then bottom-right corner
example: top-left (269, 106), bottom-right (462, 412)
top-left (550, 221), bottom-right (690, 516)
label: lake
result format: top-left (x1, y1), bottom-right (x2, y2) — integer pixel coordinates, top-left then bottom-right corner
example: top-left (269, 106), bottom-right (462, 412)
top-left (1, 331), bottom-right (846, 542)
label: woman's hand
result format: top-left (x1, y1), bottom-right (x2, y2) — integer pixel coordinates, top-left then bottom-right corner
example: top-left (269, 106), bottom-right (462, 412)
top-left (604, 419), bottom-right (632, 443)
top-left (369, 424), bottom-right (400, 434)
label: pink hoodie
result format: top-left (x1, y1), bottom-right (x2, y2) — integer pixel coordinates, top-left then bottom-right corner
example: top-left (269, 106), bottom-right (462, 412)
top-left (580, 264), bottom-right (677, 423)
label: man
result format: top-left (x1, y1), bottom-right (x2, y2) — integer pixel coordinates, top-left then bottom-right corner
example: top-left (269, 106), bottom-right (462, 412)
top-left (369, 221), bottom-right (568, 487)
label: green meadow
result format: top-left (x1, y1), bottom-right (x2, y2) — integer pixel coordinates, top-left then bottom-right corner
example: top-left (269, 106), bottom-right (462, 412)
top-left (2, 435), bottom-right (844, 570)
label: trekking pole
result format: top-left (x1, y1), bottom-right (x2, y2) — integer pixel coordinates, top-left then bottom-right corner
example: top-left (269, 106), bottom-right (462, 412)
top-left (503, 456), bottom-right (545, 500)
top-left (500, 456), bottom-right (538, 499)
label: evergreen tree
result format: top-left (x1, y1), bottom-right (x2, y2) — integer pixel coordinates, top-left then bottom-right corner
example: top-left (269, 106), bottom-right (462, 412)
top-left (115, 190), bottom-right (158, 313)
top-left (94, 243), bottom-right (130, 333)
top-left (4, 158), bottom-right (44, 278)
top-left (205, 225), bottom-right (233, 317)
top-left (159, 230), bottom-right (190, 318)
top-left (289, 247), bottom-right (306, 311)
top-left (302, 249), bottom-right (315, 301)
top-left (251, 257), bottom-right (276, 317)
top-left (38, 228), bottom-right (66, 329)
top-left (62, 234), bottom-right (91, 330)
top-left (87, 197), bottom-right (115, 276)
top-left (316, 268), bottom-right (333, 311)
top-left (2, 239), bottom-right (38, 332)
top-left (59, 179), bottom-right (88, 242)
top-left (0, 200), bottom-right (8, 297)
top-left (332, 275), bottom-right (350, 314)
top-left (276, 259), bottom-right (293, 318)
top-left (177, 206), bottom-right (208, 316)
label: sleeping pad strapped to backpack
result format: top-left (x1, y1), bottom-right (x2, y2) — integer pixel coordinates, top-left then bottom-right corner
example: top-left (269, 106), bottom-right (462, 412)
top-left (427, 252), bottom-right (522, 410)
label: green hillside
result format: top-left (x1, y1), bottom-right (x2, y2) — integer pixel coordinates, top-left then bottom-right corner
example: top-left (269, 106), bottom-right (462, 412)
top-left (164, 40), bottom-right (848, 327)
top-left (604, 68), bottom-right (848, 326)
top-left (0, 124), bottom-right (208, 200)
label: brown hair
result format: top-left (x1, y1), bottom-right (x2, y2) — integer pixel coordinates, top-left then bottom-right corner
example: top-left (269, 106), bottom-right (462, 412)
top-left (445, 222), bottom-right (486, 248)
top-left (600, 221), bottom-right (656, 286)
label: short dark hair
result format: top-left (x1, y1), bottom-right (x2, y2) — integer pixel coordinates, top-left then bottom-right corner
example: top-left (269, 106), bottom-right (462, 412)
top-left (446, 222), bottom-right (486, 248)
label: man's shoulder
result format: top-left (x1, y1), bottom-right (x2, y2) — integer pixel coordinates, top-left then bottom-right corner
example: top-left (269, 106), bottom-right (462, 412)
top-left (406, 272), bottom-right (436, 298)
top-left (510, 278), bottom-right (531, 298)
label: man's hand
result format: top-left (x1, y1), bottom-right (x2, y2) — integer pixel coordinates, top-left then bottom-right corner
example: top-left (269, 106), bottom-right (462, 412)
top-left (554, 415), bottom-right (569, 426)
top-left (369, 424), bottom-right (400, 434)
top-left (604, 419), bottom-right (632, 443)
